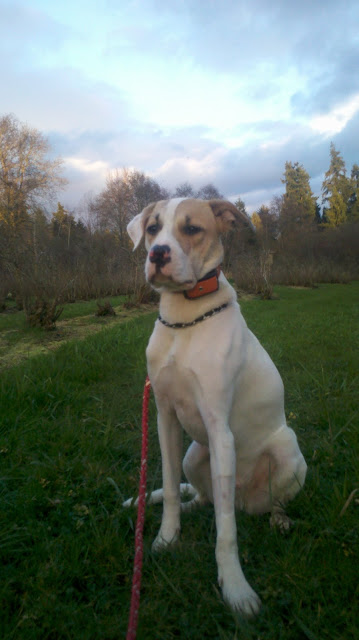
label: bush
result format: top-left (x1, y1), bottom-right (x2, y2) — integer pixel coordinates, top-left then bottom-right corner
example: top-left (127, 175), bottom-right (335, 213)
top-left (95, 300), bottom-right (116, 316)
top-left (24, 297), bottom-right (64, 330)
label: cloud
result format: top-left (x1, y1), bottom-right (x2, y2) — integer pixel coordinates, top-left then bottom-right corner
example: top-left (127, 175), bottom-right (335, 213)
top-left (2, 0), bottom-right (359, 215)
top-left (152, 148), bottom-right (225, 188)
top-left (335, 110), bottom-right (359, 163)
top-left (64, 157), bottom-right (109, 176)
top-left (143, 0), bottom-right (358, 81)
top-left (0, 66), bottom-right (131, 134)
top-left (310, 94), bottom-right (359, 137)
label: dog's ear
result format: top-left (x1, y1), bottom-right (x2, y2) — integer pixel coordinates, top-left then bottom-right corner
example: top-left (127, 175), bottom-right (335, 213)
top-left (127, 203), bottom-right (156, 250)
top-left (208, 200), bottom-right (255, 233)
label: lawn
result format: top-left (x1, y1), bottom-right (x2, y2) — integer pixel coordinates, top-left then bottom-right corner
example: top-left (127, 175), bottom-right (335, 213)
top-left (0, 295), bottom-right (154, 369)
top-left (0, 284), bottom-right (358, 639)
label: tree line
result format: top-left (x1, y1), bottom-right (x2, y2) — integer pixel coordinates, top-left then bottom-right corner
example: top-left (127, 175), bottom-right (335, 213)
top-left (251, 146), bottom-right (359, 238)
top-left (1, 113), bottom-right (358, 318)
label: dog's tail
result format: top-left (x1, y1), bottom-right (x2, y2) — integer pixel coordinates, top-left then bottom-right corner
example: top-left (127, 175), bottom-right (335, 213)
top-left (122, 482), bottom-right (200, 509)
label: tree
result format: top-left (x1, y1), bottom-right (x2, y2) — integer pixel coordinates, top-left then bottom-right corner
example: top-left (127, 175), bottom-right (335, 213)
top-left (348, 163), bottom-right (359, 222)
top-left (125, 169), bottom-right (169, 214)
top-left (172, 182), bottom-right (223, 200)
top-left (88, 168), bottom-right (168, 244)
top-left (234, 196), bottom-right (247, 217)
top-left (251, 211), bottom-right (262, 232)
top-left (0, 113), bottom-right (66, 233)
top-left (31, 206), bottom-right (50, 263)
top-left (173, 182), bottom-right (195, 198)
top-left (196, 183), bottom-right (223, 200)
top-left (325, 188), bottom-right (347, 227)
top-left (252, 205), bottom-right (279, 240)
top-left (280, 161), bottom-right (316, 234)
top-left (51, 202), bottom-right (77, 249)
top-left (315, 202), bottom-right (322, 225)
top-left (322, 143), bottom-right (352, 226)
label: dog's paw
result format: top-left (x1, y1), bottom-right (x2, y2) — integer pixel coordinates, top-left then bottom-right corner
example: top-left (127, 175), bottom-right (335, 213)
top-left (122, 496), bottom-right (137, 508)
top-left (220, 577), bottom-right (261, 617)
top-left (152, 528), bottom-right (180, 552)
top-left (218, 566), bottom-right (261, 617)
top-left (270, 511), bottom-right (293, 532)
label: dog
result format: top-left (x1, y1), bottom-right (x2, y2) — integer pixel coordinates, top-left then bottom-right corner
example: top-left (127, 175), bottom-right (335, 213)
top-left (124, 198), bottom-right (307, 616)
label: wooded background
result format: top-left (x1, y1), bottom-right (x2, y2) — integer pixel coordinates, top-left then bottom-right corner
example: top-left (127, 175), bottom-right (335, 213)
top-left (1, 113), bottom-right (358, 321)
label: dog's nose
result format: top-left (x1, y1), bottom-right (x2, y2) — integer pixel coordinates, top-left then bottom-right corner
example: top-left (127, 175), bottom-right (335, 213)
top-left (149, 244), bottom-right (171, 267)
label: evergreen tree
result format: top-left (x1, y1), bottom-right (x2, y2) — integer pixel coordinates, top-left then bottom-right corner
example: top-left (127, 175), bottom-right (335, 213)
top-left (325, 188), bottom-right (347, 227)
top-left (322, 143), bottom-right (352, 226)
top-left (348, 164), bottom-right (359, 222)
top-left (51, 202), bottom-right (76, 248)
top-left (234, 196), bottom-right (247, 217)
top-left (315, 202), bottom-right (322, 225)
top-left (280, 161), bottom-right (316, 234)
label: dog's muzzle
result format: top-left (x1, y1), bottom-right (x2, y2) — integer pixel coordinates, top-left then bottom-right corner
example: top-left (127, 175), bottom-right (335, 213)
top-left (149, 244), bottom-right (171, 268)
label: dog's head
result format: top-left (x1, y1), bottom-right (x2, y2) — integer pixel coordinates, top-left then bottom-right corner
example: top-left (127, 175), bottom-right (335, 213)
top-left (127, 198), bottom-right (254, 293)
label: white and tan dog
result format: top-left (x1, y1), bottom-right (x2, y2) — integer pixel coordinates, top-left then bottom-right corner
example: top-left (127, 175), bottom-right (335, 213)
top-left (125, 198), bottom-right (307, 616)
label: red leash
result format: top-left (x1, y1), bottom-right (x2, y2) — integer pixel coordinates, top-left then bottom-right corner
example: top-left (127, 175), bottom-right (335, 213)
top-left (126, 376), bottom-right (151, 640)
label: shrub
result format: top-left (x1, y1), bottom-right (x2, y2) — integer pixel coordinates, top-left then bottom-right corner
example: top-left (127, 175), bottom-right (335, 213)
top-left (23, 297), bottom-right (64, 330)
top-left (95, 300), bottom-right (116, 316)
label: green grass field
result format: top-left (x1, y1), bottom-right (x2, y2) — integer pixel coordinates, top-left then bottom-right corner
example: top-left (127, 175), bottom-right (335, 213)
top-left (1, 284), bottom-right (358, 639)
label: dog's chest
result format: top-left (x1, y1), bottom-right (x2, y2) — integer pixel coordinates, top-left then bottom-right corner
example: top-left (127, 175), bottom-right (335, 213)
top-left (147, 331), bottom-right (209, 445)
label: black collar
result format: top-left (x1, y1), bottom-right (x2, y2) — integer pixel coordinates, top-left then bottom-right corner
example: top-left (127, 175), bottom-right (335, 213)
top-left (158, 302), bottom-right (230, 329)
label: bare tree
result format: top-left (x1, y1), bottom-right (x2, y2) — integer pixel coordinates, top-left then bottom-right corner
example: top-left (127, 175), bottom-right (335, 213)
top-left (172, 182), bottom-right (224, 200)
top-left (196, 183), bottom-right (223, 200)
top-left (173, 182), bottom-right (195, 198)
top-left (0, 114), bottom-right (68, 320)
top-left (88, 168), bottom-right (168, 244)
top-left (127, 170), bottom-right (169, 215)
top-left (0, 113), bottom-right (67, 232)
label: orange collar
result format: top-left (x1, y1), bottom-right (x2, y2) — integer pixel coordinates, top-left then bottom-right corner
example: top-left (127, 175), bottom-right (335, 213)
top-left (185, 266), bottom-right (221, 300)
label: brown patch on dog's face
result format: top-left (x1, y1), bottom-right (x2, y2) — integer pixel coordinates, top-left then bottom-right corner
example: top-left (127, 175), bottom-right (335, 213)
top-left (208, 199), bottom-right (255, 234)
top-left (144, 209), bottom-right (165, 249)
top-left (173, 200), bottom-right (220, 262)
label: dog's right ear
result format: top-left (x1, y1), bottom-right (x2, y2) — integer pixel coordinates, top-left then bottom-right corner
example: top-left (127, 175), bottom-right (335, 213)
top-left (127, 203), bottom-right (156, 250)
top-left (209, 200), bottom-right (255, 234)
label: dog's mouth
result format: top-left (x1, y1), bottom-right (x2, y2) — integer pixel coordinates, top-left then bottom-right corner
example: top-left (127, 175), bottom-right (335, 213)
top-left (148, 270), bottom-right (195, 290)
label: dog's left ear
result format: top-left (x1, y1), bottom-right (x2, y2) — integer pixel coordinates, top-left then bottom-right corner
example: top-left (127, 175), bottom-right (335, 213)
top-left (209, 200), bottom-right (255, 233)
top-left (127, 203), bottom-right (156, 250)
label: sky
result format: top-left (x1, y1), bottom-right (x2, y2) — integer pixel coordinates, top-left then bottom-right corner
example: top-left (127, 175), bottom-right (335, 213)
top-left (1, 0), bottom-right (359, 213)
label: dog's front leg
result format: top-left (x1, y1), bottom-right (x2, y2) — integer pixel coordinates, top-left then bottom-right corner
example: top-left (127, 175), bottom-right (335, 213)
top-left (152, 409), bottom-right (183, 551)
top-left (208, 425), bottom-right (261, 616)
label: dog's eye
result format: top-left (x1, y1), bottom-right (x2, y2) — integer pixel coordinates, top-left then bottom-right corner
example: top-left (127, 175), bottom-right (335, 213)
top-left (146, 223), bottom-right (161, 235)
top-left (183, 224), bottom-right (203, 236)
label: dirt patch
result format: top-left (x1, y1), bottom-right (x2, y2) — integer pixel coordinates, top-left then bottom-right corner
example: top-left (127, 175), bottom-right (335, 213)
top-left (0, 303), bottom-right (156, 369)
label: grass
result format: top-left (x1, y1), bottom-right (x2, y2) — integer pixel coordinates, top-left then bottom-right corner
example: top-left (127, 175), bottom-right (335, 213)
top-left (1, 283), bottom-right (358, 639)
top-left (0, 295), bottom-right (155, 368)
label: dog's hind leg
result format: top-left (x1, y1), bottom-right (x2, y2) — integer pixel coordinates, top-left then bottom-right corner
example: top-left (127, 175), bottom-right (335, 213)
top-left (182, 441), bottom-right (213, 509)
top-left (267, 427), bottom-right (307, 531)
top-left (122, 483), bottom-right (196, 508)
